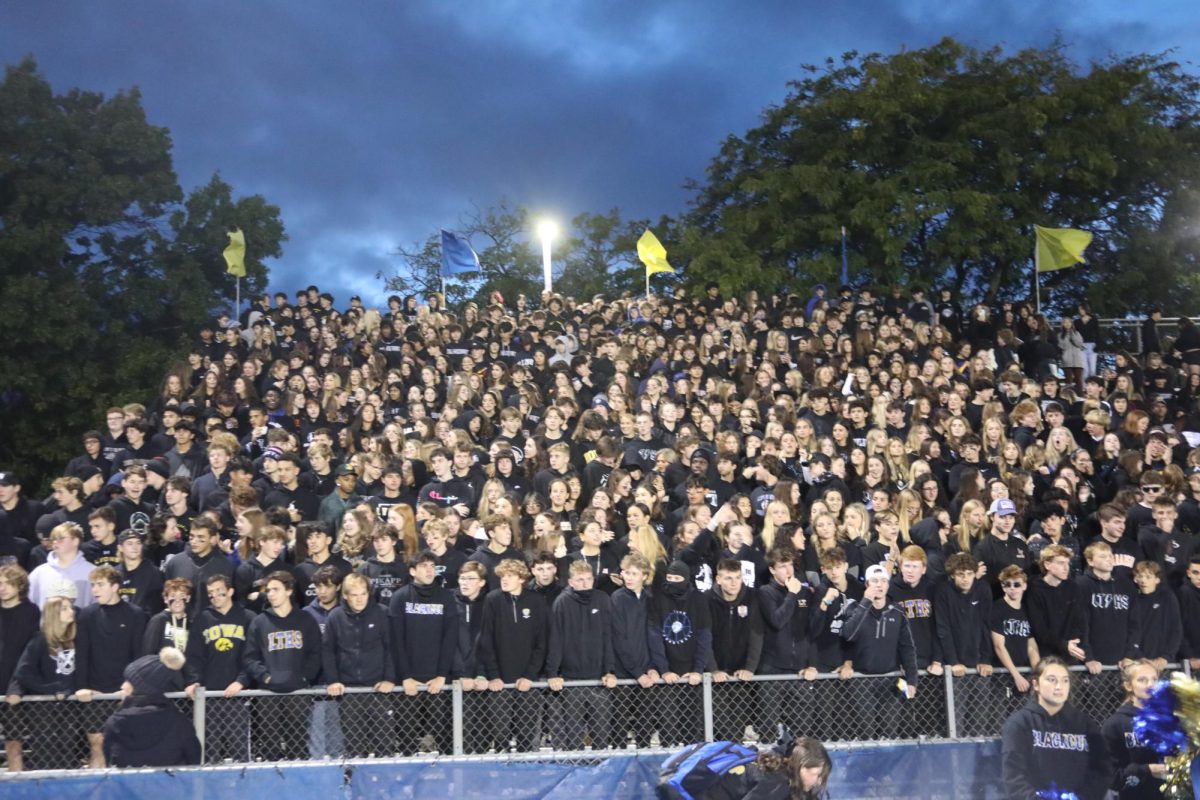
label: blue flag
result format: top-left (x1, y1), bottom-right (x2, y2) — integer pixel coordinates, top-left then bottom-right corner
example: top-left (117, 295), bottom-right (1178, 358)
top-left (440, 229), bottom-right (480, 276)
top-left (840, 226), bottom-right (849, 285)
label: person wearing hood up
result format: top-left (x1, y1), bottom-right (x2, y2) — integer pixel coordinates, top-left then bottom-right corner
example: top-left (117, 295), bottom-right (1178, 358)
top-left (101, 647), bottom-right (200, 768)
top-left (649, 560), bottom-right (712, 745)
top-left (1001, 656), bottom-right (1108, 800)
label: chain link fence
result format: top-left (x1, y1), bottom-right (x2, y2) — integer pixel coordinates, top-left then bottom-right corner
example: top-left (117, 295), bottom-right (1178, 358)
top-left (1, 664), bottom-right (1182, 771)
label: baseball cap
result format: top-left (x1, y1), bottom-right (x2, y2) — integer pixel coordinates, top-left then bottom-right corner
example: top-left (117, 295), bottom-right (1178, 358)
top-left (334, 464), bottom-right (357, 478)
top-left (118, 530), bottom-right (144, 544)
top-left (864, 565), bottom-right (889, 581)
top-left (49, 580), bottom-right (79, 601)
top-left (0, 472), bottom-right (18, 487)
top-left (1147, 428), bottom-right (1169, 442)
top-left (988, 498), bottom-right (1018, 517)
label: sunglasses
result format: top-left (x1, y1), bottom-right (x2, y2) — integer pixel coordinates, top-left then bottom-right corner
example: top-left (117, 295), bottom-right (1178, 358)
top-left (1002, 581), bottom-right (1025, 588)
top-left (1142, 486), bottom-right (1163, 493)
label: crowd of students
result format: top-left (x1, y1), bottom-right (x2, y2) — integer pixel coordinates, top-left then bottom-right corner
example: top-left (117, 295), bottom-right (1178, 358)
top-left (1, 282), bottom-right (1198, 785)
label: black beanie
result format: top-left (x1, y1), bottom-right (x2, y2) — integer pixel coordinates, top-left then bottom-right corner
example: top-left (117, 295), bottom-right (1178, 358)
top-left (123, 647), bottom-right (186, 698)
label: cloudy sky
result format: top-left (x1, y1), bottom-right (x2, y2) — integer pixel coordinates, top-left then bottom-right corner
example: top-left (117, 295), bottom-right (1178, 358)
top-left (3, 1), bottom-right (1197, 306)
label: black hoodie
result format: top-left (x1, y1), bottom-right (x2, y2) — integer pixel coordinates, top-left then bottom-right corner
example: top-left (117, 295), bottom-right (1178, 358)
top-left (1178, 581), bottom-right (1200, 659)
top-left (388, 581), bottom-right (458, 682)
top-left (76, 600), bottom-right (147, 692)
top-left (546, 587), bottom-right (614, 679)
top-left (453, 591), bottom-right (486, 679)
top-left (707, 586), bottom-right (763, 673)
top-left (1075, 569), bottom-right (1135, 664)
top-left (888, 574), bottom-right (941, 668)
top-left (243, 604), bottom-right (322, 692)
top-left (1001, 699), bottom-right (1108, 800)
top-left (476, 588), bottom-right (548, 682)
top-left (186, 603), bottom-right (256, 689)
top-left (648, 584), bottom-right (712, 675)
top-left (1025, 574), bottom-right (1086, 660)
top-left (1102, 701), bottom-right (1165, 799)
top-left (1126, 586), bottom-right (1182, 661)
top-left (932, 577), bottom-right (994, 667)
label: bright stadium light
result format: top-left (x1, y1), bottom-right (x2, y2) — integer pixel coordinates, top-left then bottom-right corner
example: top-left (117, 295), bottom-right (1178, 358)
top-left (537, 219), bottom-right (558, 293)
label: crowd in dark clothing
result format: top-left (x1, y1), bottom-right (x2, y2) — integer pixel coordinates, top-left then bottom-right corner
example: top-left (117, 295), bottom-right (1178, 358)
top-left (2, 281), bottom-right (1200, 771)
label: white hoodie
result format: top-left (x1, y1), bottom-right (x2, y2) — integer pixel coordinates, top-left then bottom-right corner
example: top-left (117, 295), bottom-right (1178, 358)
top-left (28, 551), bottom-right (96, 610)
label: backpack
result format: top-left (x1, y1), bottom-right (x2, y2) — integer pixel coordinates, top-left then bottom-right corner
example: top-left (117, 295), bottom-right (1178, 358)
top-left (657, 741), bottom-right (779, 800)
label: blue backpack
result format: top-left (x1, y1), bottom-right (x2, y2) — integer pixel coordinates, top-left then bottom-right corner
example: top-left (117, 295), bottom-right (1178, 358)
top-left (657, 741), bottom-right (774, 800)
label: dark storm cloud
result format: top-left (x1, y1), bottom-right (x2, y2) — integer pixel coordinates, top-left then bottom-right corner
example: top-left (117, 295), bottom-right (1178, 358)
top-left (2, 1), bottom-right (1196, 304)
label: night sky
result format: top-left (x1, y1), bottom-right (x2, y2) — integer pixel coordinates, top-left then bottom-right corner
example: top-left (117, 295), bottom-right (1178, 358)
top-left (3, 1), bottom-right (1196, 306)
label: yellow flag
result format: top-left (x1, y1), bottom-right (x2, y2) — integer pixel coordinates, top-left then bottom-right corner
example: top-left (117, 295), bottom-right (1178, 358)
top-left (637, 229), bottom-right (674, 276)
top-left (1034, 225), bottom-right (1092, 272)
top-left (224, 229), bottom-right (246, 277)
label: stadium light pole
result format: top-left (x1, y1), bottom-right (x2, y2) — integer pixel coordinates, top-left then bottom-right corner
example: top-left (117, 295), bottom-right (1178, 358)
top-left (537, 219), bottom-right (558, 294)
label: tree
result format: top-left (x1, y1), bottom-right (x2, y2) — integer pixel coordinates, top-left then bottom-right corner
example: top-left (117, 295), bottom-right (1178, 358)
top-left (0, 58), bottom-right (286, 491)
top-left (556, 209), bottom-right (655, 301)
top-left (679, 38), bottom-right (1200, 313)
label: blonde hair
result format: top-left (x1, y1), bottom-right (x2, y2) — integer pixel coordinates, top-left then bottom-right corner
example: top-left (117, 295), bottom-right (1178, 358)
top-left (42, 596), bottom-right (76, 653)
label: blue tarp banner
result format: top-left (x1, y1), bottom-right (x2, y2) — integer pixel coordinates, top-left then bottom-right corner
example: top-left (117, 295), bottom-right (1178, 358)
top-left (0, 740), bottom-right (1003, 799)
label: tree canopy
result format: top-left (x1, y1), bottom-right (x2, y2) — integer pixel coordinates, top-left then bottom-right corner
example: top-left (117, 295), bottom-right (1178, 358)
top-left (676, 37), bottom-right (1200, 313)
top-left (0, 57), bottom-right (286, 491)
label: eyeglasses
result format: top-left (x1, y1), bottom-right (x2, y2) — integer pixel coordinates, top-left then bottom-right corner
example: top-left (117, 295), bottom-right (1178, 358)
top-left (1001, 581), bottom-right (1025, 588)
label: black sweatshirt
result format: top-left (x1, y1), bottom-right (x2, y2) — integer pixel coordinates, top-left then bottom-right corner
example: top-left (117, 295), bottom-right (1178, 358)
top-left (185, 603), bottom-right (256, 689)
top-left (0, 600), bottom-right (40, 690)
top-left (1102, 701), bottom-right (1165, 799)
top-left (119, 559), bottom-right (165, 616)
top-left (1076, 570), bottom-right (1135, 664)
top-left (808, 579), bottom-right (864, 671)
top-left (388, 581), bottom-right (458, 682)
top-left (76, 600), bottom-right (147, 692)
top-left (243, 604), bottom-right (322, 692)
top-left (476, 588), bottom-right (548, 682)
top-left (1178, 582), bottom-right (1200, 659)
top-left (757, 580), bottom-right (815, 672)
top-left (1025, 575), bottom-right (1086, 661)
top-left (888, 574), bottom-right (941, 667)
top-left (610, 586), bottom-right (654, 679)
top-left (932, 579), bottom-right (994, 666)
top-left (9, 634), bottom-right (74, 695)
top-left (840, 599), bottom-right (918, 683)
top-left (546, 587), bottom-right (614, 679)
top-left (163, 548), bottom-right (235, 615)
top-left (707, 586), bottom-right (763, 673)
top-left (989, 599), bottom-right (1034, 669)
top-left (648, 586), bottom-right (713, 675)
top-left (972, 533), bottom-right (1031, 598)
top-left (1126, 586), bottom-right (1182, 661)
top-left (357, 557), bottom-right (409, 606)
top-left (1001, 699), bottom-right (1109, 800)
top-left (321, 602), bottom-right (392, 686)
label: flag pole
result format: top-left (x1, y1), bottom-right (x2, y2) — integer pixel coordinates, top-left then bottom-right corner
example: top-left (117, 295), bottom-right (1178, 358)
top-left (236, 276), bottom-right (241, 319)
top-left (1034, 238), bottom-right (1040, 315)
top-left (646, 268), bottom-right (650, 299)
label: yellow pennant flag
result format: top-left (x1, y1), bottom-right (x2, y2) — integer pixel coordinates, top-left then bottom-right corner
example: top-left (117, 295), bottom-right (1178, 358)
top-left (1034, 225), bottom-right (1092, 272)
top-left (637, 229), bottom-right (674, 276)
top-left (224, 229), bottom-right (246, 277)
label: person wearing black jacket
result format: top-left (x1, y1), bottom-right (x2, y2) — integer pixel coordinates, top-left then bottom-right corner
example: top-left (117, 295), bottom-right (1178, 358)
top-left (101, 647), bottom-right (200, 768)
top-left (708, 558), bottom-right (763, 742)
top-left (476, 558), bottom-right (547, 752)
top-left (452, 561), bottom-right (489, 753)
top-left (466, 514), bottom-right (525, 592)
top-left (1126, 561), bottom-right (1182, 669)
top-left (756, 547), bottom-right (818, 740)
top-left (972, 499), bottom-right (1031, 598)
top-left (1001, 657), bottom-right (1108, 800)
top-left (293, 521), bottom-right (352, 604)
top-left (1136, 498), bottom-right (1189, 589)
top-left (0, 565), bottom-right (41, 771)
top-left (1025, 545), bottom-right (1087, 663)
top-left (610, 553), bottom-right (659, 747)
top-left (1179, 557), bottom-right (1200, 671)
top-left (840, 564), bottom-right (918, 739)
top-left (75, 565), bottom-right (147, 768)
top-left (143, 578), bottom-right (193, 654)
top-left (184, 574), bottom-right (255, 763)
top-left (323, 572), bottom-right (394, 757)
top-left (235, 524), bottom-right (293, 614)
top-left (388, 551), bottom-right (458, 754)
top-left (649, 560), bottom-right (712, 745)
top-left (546, 561), bottom-right (616, 749)
top-left (934, 553), bottom-right (995, 736)
top-left (243, 570), bottom-right (322, 761)
top-left (1103, 660), bottom-right (1167, 799)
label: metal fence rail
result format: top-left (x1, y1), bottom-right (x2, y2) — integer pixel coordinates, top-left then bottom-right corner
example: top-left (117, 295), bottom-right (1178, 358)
top-left (0, 663), bottom-right (1181, 770)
